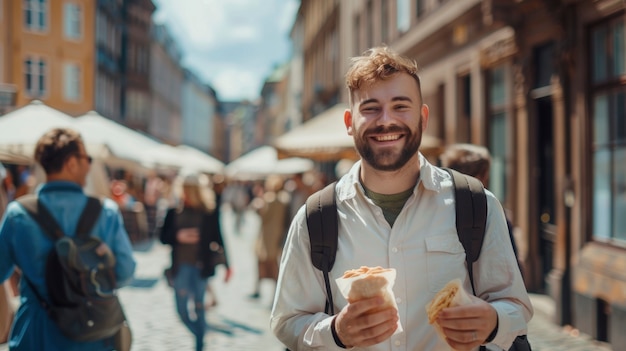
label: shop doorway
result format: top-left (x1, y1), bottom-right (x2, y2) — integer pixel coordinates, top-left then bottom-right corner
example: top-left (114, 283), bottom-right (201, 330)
top-left (536, 96), bottom-right (556, 292)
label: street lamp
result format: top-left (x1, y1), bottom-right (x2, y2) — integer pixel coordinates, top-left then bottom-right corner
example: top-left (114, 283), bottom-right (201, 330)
top-left (0, 83), bottom-right (17, 115)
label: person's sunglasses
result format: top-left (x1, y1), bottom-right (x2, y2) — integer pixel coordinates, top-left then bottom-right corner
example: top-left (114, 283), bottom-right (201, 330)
top-left (75, 154), bottom-right (93, 164)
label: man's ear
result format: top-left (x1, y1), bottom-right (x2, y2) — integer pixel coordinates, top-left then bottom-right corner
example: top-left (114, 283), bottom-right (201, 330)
top-left (65, 155), bottom-right (79, 174)
top-left (344, 109), bottom-right (354, 136)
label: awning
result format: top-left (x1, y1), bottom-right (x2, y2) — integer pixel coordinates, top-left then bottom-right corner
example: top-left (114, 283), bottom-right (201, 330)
top-left (274, 104), bottom-right (356, 161)
top-left (274, 103), bottom-right (442, 161)
top-left (225, 145), bottom-right (314, 180)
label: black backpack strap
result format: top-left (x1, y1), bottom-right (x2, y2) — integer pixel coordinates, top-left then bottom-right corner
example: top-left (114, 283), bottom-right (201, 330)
top-left (17, 195), bottom-right (65, 241)
top-left (75, 197), bottom-right (103, 240)
top-left (18, 195), bottom-right (103, 241)
top-left (443, 168), bottom-right (487, 294)
top-left (305, 181), bottom-right (338, 315)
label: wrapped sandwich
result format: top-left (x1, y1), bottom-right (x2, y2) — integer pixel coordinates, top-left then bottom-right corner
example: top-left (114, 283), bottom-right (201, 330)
top-left (426, 278), bottom-right (473, 340)
top-left (336, 266), bottom-right (403, 333)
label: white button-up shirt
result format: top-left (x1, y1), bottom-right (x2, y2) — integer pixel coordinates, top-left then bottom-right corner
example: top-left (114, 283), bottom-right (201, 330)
top-left (271, 154), bottom-right (533, 350)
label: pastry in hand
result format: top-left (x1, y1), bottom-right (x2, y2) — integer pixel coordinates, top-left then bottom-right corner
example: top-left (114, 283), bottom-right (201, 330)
top-left (425, 278), bottom-right (474, 345)
top-left (343, 266), bottom-right (395, 312)
top-left (426, 278), bottom-right (463, 324)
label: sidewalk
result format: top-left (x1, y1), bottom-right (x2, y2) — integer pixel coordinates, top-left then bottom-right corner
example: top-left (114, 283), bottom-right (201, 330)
top-left (527, 294), bottom-right (612, 351)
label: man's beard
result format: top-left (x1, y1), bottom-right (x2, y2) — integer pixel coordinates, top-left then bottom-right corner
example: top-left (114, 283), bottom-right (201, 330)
top-left (354, 121), bottom-right (422, 171)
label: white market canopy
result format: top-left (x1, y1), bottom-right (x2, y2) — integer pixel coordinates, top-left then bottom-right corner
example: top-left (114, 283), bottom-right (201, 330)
top-left (0, 101), bottom-right (224, 175)
top-left (274, 103), bottom-right (356, 161)
top-left (0, 100), bottom-right (114, 161)
top-left (74, 111), bottom-right (166, 170)
top-left (225, 145), bottom-right (314, 180)
top-left (0, 100), bottom-right (76, 155)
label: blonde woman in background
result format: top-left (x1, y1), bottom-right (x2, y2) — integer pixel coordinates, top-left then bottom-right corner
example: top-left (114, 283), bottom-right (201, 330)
top-left (249, 175), bottom-right (290, 300)
top-left (159, 173), bottom-right (230, 351)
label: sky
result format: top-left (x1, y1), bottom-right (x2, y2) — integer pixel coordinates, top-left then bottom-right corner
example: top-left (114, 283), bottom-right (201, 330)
top-left (151, 0), bottom-right (300, 102)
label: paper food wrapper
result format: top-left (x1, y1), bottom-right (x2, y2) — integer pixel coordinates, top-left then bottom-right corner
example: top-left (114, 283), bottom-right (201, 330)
top-left (425, 278), bottom-right (473, 342)
top-left (335, 266), bottom-right (403, 333)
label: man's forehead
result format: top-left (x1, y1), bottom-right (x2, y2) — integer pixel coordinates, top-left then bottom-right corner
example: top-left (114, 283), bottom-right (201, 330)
top-left (353, 75), bottom-right (420, 102)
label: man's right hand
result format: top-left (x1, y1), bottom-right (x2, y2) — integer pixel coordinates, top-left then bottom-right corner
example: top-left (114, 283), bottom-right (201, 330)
top-left (333, 296), bottom-right (399, 348)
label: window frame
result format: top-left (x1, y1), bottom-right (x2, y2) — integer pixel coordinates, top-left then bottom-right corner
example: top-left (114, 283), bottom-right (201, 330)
top-left (63, 62), bottom-right (81, 102)
top-left (23, 55), bottom-right (48, 98)
top-left (589, 16), bottom-right (626, 244)
top-left (23, 0), bottom-right (48, 33)
top-left (63, 2), bottom-right (83, 40)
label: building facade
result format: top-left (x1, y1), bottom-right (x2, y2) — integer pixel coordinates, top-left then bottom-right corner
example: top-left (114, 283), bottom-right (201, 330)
top-left (0, 0), bottom-right (97, 116)
top-left (95, 0), bottom-right (124, 121)
top-left (0, 0), bottom-right (157, 123)
top-left (149, 23), bottom-right (183, 145)
top-left (121, 0), bottom-right (155, 131)
top-left (181, 69), bottom-right (219, 154)
top-left (257, 64), bottom-right (290, 146)
top-left (297, 0), bottom-right (626, 348)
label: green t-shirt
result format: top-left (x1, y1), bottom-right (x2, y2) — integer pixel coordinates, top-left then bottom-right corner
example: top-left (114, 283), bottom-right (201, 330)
top-left (362, 185), bottom-right (414, 227)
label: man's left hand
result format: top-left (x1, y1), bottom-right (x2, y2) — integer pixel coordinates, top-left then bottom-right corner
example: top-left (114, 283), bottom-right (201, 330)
top-left (436, 296), bottom-right (498, 351)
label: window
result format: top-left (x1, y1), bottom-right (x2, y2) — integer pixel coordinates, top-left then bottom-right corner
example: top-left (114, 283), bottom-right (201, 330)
top-left (591, 18), bottom-right (626, 243)
top-left (416, 0), bottom-right (425, 18)
top-left (24, 57), bottom-right (46, 97)
top-left (487, 65), bottom-right (510, 202)
top-left (23, 0), bottom-right (47, 32)
top-left (63, 63), bottom-right (81, 101)
top-left (354, 14), bottom-right (361, 55)
top-left (367, 0), bottom-right (373, 48)
top-left (63, 3), bottom-right (82, 39)
top-left (381, 2), bottom-right (388, 43)
top-left (137, 45), bottom-right (148, 74)
top-left (397, 0), bottom-right (410, 33)
top-left (457, 73), bottom-right (472, 142)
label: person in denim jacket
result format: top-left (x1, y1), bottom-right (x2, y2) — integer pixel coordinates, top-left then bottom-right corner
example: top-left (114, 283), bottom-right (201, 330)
top-left (0, 128), bottom-right (136, 351)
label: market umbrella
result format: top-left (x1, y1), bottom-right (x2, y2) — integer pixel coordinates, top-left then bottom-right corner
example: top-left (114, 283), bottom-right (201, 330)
top-left (225, 145), bottom-right (314, 180)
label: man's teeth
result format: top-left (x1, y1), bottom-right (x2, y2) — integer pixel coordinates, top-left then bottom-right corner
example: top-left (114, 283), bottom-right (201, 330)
top-left (375, 135), bottom-right (400, 141)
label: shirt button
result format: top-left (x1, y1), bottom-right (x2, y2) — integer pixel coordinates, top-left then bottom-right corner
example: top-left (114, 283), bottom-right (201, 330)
top-left (391, 247), bottom-right (398, 253)
top-left (396, 297), bottom-right (402, 304)
top-left (394, 340), bottom-right (402, 346)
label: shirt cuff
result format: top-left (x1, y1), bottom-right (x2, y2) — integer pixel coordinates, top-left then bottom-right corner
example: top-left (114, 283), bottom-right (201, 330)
top-left (485, 301), bottom-right (527, 349)
top-left (314, 316), bottom-right (354, 350)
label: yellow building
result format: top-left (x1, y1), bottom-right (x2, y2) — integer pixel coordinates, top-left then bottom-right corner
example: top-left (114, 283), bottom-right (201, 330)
top-left (1, 0), bottom-right (96, 116)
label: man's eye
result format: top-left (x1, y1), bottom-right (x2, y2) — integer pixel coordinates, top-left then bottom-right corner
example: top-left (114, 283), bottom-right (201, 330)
top-left (362, 106), bottom-right (379, 112)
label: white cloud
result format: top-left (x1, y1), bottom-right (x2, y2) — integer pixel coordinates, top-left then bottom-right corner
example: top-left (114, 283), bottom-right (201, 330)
top-left (151, 0), bottom-right (300, 100)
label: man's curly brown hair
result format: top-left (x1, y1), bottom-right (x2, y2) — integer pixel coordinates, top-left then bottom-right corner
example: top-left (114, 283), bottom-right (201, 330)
top-left (34, 128), bottom-right (84, 174)
top-left (345, 46), bottom-right (422, 106)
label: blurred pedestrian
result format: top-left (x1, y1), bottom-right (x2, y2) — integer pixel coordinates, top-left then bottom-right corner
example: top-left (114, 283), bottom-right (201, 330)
top-left (0, 127), bottom-right (136, 350)
top-left (0, 163), bottom-right (9, 219)
top-left (249, 175), bottom-right (289, 300)
top-left (110, 179), bottom-right (135, 210)
top-left (143, 171), bottom-right (164, 239)
top-left (205, 174), bottom-right (228, 309)
top-left (0, 163), bottom-right (12, 344)
top-left (439, 143), bottom-right (523, 273)
top-left (159, 173), bottom-right (231, 351)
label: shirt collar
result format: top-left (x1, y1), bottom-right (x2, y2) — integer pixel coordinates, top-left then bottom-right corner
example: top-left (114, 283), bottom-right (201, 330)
top-left (37, 180), bottom-right (84, 195)
top-left (337, 152), bottom-right (445, 202)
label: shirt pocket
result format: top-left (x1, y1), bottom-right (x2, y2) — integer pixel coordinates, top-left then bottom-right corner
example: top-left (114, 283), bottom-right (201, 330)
top-left (425, 233), bottom-right (466, 293)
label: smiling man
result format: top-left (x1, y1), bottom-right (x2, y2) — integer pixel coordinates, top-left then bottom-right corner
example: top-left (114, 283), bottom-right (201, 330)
top-left (271, 47), bottom-right (532, 351)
